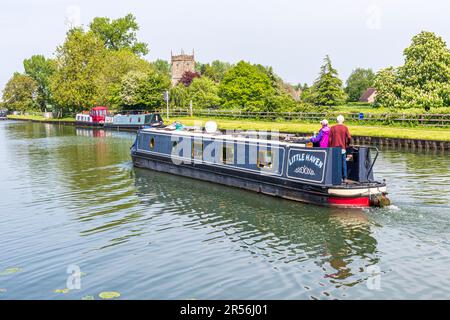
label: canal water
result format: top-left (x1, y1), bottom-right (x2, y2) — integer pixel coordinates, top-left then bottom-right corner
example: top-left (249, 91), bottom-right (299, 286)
top-left (0, 121), bottom-right (449, 300)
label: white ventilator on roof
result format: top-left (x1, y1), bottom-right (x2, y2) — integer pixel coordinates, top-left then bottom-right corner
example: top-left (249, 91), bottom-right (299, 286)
top-left (205, 121), bottom-right (218, 133)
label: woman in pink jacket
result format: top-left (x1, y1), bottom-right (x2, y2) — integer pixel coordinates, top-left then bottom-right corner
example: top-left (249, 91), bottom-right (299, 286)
top-left (310, 119), bottom-right (330, 148)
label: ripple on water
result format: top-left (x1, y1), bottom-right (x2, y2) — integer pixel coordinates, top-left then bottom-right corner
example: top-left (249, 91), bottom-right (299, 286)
top-left (0, 124), bottom-right (449, 299)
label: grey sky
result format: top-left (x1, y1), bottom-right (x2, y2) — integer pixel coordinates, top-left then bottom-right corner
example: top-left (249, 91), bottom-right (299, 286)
top-left (1, 0), bottom-right (449, 92)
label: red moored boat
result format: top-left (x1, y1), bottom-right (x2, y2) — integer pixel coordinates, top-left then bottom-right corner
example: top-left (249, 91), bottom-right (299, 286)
top-left (75, 106), bottom-right (108, 127)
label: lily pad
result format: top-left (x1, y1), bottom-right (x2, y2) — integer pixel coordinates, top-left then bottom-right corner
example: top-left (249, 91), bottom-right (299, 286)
top-left (0, 267), bottom-right (22, 276)
top-left (99, 291), bottom-right (121, 299)
top-left (81, 295), bottom-right (95, 300)
top-left (54, 288), bottom-right (70, 294)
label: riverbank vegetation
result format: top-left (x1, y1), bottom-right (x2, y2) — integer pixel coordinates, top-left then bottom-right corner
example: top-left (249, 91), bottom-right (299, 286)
top-left (1, 14), bottom-right (450, 121)
top-left (7, 113), bottom-right (450, 141)
top-left (169, 117), bottom-right (450, 141)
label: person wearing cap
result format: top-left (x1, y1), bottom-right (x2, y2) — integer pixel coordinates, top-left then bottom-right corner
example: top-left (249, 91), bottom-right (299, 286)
top-left (328, 115), bottom-right (352, 182)
top-left (310, 119), bottom-right (330, 148)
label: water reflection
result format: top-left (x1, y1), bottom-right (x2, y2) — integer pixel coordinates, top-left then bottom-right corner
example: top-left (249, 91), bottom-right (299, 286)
top-left (133, 168), bottom-right (379, 287)
top-left (1, 121), bottom-right (449, 299)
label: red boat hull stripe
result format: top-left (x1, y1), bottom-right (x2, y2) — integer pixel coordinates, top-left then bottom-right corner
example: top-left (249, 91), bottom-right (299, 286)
top-left (328, 197), bottom-right (370, 207)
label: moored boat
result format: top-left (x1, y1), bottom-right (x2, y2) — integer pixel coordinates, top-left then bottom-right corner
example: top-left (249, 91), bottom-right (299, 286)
top-left (0, 109), bottom-right (8, 120)
top-left (104, 112), bottom-right (164, 130)
top-left (130, 125), bottom-right (390, 208)
top-left (75, 106), bottom-right (108, 127)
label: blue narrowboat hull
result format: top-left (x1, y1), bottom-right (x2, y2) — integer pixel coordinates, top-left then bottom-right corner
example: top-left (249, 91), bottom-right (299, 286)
top-left (130, 128), bottom-right (389, 207)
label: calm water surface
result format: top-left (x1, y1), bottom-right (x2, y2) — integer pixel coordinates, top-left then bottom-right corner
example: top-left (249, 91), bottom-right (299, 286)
top-left (0, 121), bottom-right (449, 299)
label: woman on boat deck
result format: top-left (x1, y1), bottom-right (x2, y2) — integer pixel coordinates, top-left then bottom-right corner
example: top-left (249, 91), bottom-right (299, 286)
top-left (310, 119), bottom-right (330, 148)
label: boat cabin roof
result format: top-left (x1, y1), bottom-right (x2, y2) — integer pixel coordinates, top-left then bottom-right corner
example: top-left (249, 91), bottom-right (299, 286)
top-left (141, 127), bottom-right (308, 147)
top-left (92, 106), bottom-right (108, 110)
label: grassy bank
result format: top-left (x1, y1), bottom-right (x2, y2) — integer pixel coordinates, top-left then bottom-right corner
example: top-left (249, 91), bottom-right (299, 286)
top-left (7, 114), bottom-right (75, 122)
top-left (169, 116), bottom-right (450, 141)
top-left (6, 114), bottom-right (450, 141)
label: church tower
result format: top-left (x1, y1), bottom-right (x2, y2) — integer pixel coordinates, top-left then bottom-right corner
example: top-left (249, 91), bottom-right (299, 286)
top-left (171, 49), bottom-right (195, 86)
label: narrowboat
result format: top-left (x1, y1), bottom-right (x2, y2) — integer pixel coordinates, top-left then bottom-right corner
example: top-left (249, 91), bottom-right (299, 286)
top-left (75, 106), bottom-right (108, 127)
top-left (0, 109), bottom-right (7, 120)
top-left (104, 113), bottom-right (164, 130)
top-left (130, 125), bottom-right (390, 208)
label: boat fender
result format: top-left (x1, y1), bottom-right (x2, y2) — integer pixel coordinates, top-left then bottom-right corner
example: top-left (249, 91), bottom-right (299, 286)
top-left (370, 194), bottom-right (391, 207)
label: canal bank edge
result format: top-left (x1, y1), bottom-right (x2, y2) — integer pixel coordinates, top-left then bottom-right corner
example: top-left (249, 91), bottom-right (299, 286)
top-left (6, 115), bottom-right (450, 150)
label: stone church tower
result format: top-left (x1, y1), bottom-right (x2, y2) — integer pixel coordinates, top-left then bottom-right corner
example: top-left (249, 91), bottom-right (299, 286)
top-left (171, 49), bottom-right (195, 86)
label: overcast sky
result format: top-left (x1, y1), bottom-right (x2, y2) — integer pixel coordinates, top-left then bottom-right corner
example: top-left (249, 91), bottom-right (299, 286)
top-left (1, 0), bottom-right (449, 92)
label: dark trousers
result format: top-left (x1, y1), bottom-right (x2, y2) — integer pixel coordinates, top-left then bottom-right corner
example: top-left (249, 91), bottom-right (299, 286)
top-left (342, 152), bottom-right (347, 180)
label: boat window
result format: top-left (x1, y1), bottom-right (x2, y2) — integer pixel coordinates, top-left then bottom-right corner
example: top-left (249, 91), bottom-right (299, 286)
top-left (192, 140), bottom-right (203, 160)
top-left (257, 150), bottom-right (273, 168)
top-left (221, 145), bottom-right (234, 164)
top-left (172, 141), bottom-right (178, 150)
top-left (150, 137), bottom-right (155, 149)
top-left (138, 117), bottom-right (141, 123)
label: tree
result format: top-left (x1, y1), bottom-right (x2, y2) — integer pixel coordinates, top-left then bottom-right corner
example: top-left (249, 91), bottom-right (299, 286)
top-left (309, 55), bottom-right (347, 106)
top-left (95, 49), bottom-right (153, 110)
top-left (2, 73), bottom-right (39, 112)
top-left (153, 59), bottom-right (170, 77)
top-left (50, 28), bottom-right (107, 113)
top-left (119, 70), bottom-right (170, 110)
top-left (374, 31), bottom-right (450, 110)
top-left (188, 77), bottom-right (220, 109)
top-left (180, 71), bottom-right (200, 87)
top-left (397, 31), bottom-right (450, 110)
top-left (218, 61), bottom-right (275, 111)
top-left (373, 67), bottom-right (401, 108)
top-left (89, 13), bottom-right (148, 56)
top-left (398, 31), bottom-right (450, 88)
top-left (345, 68), bottom-right (375, 102)
top-left (23, 55), bottom-right (55, 110)
top-left (201, 60), bottom-right (231, 82)
top-left (170, 84), bottom-right (189, 109)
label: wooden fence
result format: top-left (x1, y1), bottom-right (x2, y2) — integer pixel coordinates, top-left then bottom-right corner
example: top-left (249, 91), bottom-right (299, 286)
top-left (167, 109), bottom-right (450, 127)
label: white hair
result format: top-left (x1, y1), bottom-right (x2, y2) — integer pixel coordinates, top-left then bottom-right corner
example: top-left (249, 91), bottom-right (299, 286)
top-left (337, 115), bottom-right (345, 124)
top-left (320, 119), bottom-right (328, 126)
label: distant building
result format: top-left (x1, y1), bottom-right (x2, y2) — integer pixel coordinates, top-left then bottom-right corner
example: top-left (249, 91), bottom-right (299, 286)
top-left (171, 50), bottom-right (195, 86)
top-left (359, 87), bottom-right (377, 103)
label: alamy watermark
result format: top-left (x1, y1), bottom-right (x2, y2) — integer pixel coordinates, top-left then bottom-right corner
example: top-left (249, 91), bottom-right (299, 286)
top-left (66, 264), bottom-right (82, 290)
top-left (366, 265), bottom-right (381, 290)
top-left (366, 4), bottom-right (382, 30)
top-left (169, 128), bottom-right (282, 177)
top-left (65, 5), bottom-right (82, 29)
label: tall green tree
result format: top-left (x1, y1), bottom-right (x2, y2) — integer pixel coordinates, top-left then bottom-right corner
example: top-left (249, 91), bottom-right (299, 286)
top-left (373, 67), bottom-right (400, 109)
top-left (345, 68), bottom-right (375, 102)
top-left (309, 55), bottom-right (347, 106)
top-left (398, 31), bottom-right (450, 88)
top-left (374, 31), bottom-right (450, 110)
top-left (95, 49), bottom-right (153, 110)
top-left (170, 84), bottom-right (189, 109)
top-left (119, 70), bottom-right (170, 110)
top-left (188, 77), bottom-right (220, 109)
top-left (201, 60), bottom-right (232, 82)
top-left (397, 31), bottom-right (450, 110)
top-left (153, 59), bottom-right (170, 77)
top-left (218, 61), bottom-right (275, 111)
top-left (23, 55), bottom-right (56, 110)
top-left (2, 73), bottom-right (39, 112)
top-left (50, 28), bottom-right (107, 113)
top-left (89, 13), bottom-right (148, 56)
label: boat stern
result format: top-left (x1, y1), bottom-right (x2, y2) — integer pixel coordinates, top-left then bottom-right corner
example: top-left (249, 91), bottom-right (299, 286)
top-left (327, 184), bottom-right (390, 208)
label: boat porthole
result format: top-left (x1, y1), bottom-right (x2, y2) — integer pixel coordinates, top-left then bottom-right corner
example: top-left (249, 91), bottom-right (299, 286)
top-left (150, 137), bottom-right (155, 149)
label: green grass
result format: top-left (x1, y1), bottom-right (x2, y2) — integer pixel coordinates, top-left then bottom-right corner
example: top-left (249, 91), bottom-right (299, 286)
top-left (168, 116), bottom-right (450, 141)
top-left (7, 114), bottom-right (75, 122)
top-left (8, 114), bottom-right (450, 141)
